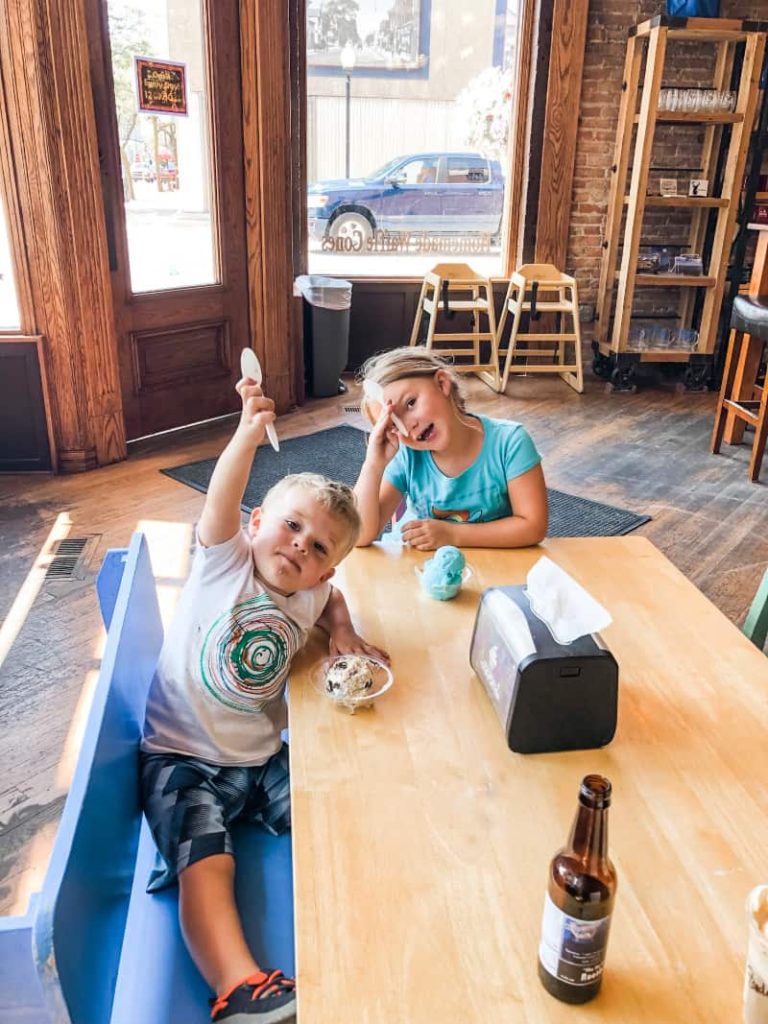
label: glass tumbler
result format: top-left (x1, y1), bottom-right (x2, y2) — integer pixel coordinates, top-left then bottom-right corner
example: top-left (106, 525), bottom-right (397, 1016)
top-left (744, 885), bottom-right (768, 1024)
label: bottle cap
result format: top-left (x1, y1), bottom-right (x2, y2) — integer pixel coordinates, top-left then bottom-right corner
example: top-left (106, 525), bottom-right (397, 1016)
top-left (579, 774), bottom-right (612, 809)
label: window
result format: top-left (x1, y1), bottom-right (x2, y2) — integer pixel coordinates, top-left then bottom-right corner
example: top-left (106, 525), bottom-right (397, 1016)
top-left (444, 157), bottom-right (490, 184)
top-left (0, 189), bottom-right (20, 330)
top-left (306, 0), bottom-right (522, 277)
top-left (107, 0), bottom-right (218, 293)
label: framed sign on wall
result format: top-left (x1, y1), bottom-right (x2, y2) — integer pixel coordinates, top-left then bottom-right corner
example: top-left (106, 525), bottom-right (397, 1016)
top-left (134, 57), bottom-right (188, 116)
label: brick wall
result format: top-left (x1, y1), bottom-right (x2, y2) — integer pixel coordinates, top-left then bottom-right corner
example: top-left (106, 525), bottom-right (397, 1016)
top-left (567, 1), bottom-right (766, 315)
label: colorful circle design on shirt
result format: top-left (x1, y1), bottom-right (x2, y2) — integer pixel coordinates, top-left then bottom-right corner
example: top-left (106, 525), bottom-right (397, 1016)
top-left (200, 592), bottom-right (302, 713)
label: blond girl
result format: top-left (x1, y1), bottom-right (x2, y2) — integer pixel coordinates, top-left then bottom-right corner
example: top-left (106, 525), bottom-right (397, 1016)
top-left (354, 347), bottom-right (548, 550)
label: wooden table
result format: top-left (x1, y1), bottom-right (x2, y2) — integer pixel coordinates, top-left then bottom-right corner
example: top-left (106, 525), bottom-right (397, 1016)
top-left (289, 538), bottom-right (768, 1023)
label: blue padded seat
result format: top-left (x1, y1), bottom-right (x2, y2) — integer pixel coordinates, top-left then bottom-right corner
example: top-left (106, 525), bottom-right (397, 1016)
top-left (0, 534), bottom-right (295, 1024)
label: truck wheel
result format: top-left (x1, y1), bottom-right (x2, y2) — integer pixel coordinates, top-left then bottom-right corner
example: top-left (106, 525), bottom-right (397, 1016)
top-left (329, 212), bottom-right (373, 249)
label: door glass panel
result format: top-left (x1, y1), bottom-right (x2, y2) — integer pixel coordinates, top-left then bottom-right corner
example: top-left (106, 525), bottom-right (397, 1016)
top-left (0, 189), bottom-right (21, 330)
top-left (107, 0), bottom-right (218, 292)
top-left (306, 0), bottom-right (521, 277)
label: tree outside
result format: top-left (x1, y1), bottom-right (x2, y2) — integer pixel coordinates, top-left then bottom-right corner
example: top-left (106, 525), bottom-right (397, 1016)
top-left (108, 5), bottom-right (155, 201)
top-left (455, 67), bottom-right (516, 163)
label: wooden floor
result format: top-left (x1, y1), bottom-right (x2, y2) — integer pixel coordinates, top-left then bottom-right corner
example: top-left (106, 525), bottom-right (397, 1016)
top-left (0, 371), bottom-right (766, 916)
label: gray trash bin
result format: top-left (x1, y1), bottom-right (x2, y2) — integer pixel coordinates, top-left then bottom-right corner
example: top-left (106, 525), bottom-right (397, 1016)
top-left (295, 275), bottom-right (352, 398)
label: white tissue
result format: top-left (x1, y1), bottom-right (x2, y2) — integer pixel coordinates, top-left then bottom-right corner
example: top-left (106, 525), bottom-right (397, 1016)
top-left (525, 556), bottom-right (612, 645)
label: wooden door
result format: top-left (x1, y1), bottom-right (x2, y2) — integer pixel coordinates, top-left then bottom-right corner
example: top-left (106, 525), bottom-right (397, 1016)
top-left (91, 0), bottom-right (249, 439)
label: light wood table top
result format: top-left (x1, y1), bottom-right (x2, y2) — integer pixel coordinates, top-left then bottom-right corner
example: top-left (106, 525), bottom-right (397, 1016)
top-left (288, 537), bottom-right (768, 1023)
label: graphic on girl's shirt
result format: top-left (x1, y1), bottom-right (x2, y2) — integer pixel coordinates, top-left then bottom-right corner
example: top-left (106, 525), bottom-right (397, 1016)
top-left (431, 506), bottom-right (471, 523)
top-left (200, 592), bottom-right (302, 713)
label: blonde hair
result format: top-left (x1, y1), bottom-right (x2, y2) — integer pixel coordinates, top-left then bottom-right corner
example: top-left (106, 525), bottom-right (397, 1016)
top-left (357, 346), bottom-right (468, 426)
top-left (262, 473), bottom-right (361, 559)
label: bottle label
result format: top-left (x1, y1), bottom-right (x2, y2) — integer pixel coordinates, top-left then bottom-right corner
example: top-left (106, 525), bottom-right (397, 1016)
top-left (539, 893), bottom-right (611, 987)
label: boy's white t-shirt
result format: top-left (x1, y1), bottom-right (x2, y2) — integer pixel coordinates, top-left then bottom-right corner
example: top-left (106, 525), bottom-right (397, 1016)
top-left (141, 528), bottom-right (331, 767)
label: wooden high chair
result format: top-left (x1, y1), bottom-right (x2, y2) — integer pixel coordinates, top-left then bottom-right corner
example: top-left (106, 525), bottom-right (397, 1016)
top-left (496, 263), bottom-right (584, 394)
top-left (409, 262), bottom-right (501, 392)
top-left (710, 294), bottom-right (768, 482)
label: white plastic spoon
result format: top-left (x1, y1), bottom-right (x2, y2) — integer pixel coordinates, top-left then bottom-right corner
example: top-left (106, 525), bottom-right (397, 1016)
top-left (362, 379), bottom-right (408, 437)
top-left (240, 348), bottom-right (280, 452)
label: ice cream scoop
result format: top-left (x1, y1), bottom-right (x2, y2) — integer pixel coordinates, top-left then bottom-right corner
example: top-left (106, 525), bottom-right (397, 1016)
top-left (362, 379), bottom-right (408, 437)
top-left (240, 348), bottom-right (280, 452)
top-left (420, 545), bottom-right (466, 600)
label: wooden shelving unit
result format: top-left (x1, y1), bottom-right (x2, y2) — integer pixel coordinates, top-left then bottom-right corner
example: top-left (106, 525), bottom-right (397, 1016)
top-left (594, 16), bottom-right (766, 390)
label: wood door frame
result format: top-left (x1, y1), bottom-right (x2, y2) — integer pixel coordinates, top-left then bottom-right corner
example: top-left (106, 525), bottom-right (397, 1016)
top-left (240, 0), bottom-right (306, 412)
top-left (534, 0), bottom-right (589, 268)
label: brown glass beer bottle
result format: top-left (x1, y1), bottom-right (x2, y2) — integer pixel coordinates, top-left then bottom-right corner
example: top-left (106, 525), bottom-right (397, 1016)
top-left (537, 774), bottom-right (617, 1003)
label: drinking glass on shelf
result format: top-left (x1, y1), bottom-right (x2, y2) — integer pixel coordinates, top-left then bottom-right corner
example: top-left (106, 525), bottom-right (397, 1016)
top-left (658, 88), bottom-right (678, 112)
top-left (628, 327), bottom-right (648, 352)
top-left (651, 326), bottom-right (673, 349)
top-left (674, 328), bottom-right (699, 351)
top-left (721, 90), bottom-right (737, 112)
top-left (684, 89), bottom-right (700, 112)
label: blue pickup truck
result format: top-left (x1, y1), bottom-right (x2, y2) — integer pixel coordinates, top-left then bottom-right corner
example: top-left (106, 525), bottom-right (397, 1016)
top-left (308, 152), bottom-right (504, 246)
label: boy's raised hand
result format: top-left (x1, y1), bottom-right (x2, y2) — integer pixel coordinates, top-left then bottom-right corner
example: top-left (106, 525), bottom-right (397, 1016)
top-left (236, 377), bottom-right (276, 444)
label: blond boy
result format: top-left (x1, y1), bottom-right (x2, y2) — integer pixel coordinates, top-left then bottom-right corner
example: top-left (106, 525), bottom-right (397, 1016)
top-left (141, 377), bottom-right (385, 1023)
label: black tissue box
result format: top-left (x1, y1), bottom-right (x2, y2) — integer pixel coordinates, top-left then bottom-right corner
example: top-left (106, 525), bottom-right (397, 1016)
top-left (469, 585), bottom-right (618, 754)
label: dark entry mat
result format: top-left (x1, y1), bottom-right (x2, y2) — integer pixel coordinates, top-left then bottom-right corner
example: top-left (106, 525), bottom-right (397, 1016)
top-left (161, 425), bottom-right (650, 537)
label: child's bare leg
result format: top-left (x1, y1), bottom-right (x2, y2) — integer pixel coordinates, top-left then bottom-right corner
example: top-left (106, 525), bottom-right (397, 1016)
top-left (179, 852), bottom-right (259, 993)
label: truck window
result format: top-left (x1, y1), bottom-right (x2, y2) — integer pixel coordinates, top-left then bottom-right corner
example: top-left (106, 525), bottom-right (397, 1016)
top-left (399, 158), bottom-right (439, 185)
top-left (444, 158), bottom-right (490, 184)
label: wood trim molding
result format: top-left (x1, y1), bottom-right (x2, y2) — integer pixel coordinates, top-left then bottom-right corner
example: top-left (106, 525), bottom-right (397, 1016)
top-left (534, 0), bottom-right (589, 268)
top-left (289, 0), bottom-right (308, 404)
top-left (503, 0), bottom-right (540, 274)
top-left (0, 0), bottom-right (126, 471)
top-left (240, 0), bottom-right (300, 412)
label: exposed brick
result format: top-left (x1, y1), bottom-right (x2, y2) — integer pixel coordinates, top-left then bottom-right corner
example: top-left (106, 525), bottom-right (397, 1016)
top-left (565, 0), bottom-right (763, 321)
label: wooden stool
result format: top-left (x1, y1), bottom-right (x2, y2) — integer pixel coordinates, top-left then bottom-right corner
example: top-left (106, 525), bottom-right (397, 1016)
top-left (496, 263), bottom-right (584, 394)
top-left (409, 262), bottom-right (501, 392)
top-left (711, 295), bottom-right (768, 482)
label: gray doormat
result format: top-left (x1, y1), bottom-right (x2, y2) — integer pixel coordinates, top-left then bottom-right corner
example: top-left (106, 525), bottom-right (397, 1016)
top-left (161, 425), bottom-right (650, 538)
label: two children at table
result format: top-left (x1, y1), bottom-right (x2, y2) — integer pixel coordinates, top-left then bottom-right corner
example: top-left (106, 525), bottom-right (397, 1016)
top-left (140, 346), bottom-right (546, 1022)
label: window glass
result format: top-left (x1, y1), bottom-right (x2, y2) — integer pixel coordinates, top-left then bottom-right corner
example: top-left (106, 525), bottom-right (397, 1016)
top-left (306, 0), bottom-right (521, 276)
top-left (107, 0), bottom-right (217, 293)
top-left (0, 189), bottom-right (20, 330)
top-left (444, 157), bottom-right (490, 184)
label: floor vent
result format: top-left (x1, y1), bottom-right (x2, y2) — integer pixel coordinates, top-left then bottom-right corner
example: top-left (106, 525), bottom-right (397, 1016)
top-left (343, 405), bottom-right (361, 414)
top-left (44, 537), bottom-right (97, 581)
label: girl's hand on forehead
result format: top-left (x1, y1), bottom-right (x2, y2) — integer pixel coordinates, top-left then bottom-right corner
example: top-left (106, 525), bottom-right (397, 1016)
top-left (364, 401), bottom-right (401, 467)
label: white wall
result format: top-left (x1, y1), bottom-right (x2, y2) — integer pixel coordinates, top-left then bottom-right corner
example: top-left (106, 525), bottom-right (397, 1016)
top-left (307, 95), bottom-right (469, 182)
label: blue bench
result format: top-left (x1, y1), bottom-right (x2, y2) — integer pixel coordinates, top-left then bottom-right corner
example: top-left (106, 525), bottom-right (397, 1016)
top-left (0, 532), bottom-right (295, 1024)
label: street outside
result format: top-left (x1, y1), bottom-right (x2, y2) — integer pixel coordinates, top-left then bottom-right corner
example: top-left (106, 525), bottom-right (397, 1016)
top-left (122, 180), bottom-right (504, 290)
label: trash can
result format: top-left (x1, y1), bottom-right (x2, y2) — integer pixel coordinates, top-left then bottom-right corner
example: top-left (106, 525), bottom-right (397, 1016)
top-left (295, 275), bottom-right (353, 398)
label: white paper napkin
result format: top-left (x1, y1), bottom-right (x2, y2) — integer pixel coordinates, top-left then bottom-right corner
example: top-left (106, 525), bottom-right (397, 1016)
top-left (525, 556), bottom-right (612, 645)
